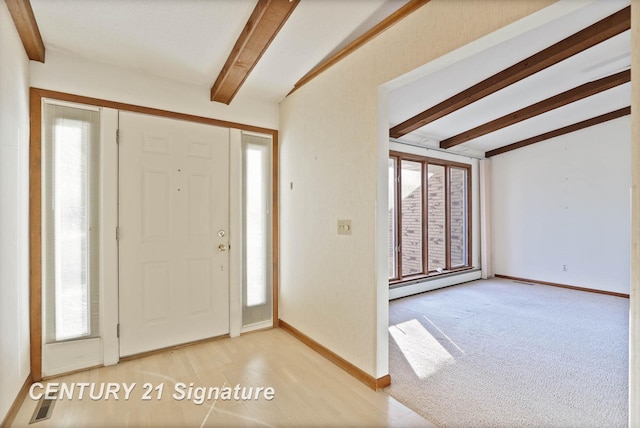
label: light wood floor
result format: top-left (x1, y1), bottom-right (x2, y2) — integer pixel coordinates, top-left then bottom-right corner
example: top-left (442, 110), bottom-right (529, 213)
top-left (11, 328), bottom-right (433, 427)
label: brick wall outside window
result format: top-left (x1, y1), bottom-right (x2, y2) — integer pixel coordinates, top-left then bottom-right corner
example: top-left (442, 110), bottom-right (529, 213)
top-left (388, 154), bottom-right (470, 281)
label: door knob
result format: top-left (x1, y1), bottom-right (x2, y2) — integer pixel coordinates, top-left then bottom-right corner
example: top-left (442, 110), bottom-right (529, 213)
top-left (218, 244), bottom-right (227, 252)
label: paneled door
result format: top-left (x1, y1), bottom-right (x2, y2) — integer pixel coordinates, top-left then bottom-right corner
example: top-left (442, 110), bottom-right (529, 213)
top-left (118, 112), bottom-right (230, 357)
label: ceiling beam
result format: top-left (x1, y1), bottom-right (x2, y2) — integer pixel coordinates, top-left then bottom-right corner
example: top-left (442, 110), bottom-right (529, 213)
top-left (440, 69), bottom-right (630, 149)
top-left (289, 0), bottom-right (431, 96)
top-left (485, 106), bottom-right (630, 158)
top-left (5, 0), bottom-right (45, 62)
top-left (389, 5), bottom-right (630, 139)
top-left (210, 0), bottom-right (300, 105)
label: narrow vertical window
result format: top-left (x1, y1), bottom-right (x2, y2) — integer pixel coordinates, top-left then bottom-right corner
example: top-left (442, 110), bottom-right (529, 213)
top-left (44, 103), bottom-right (100, 342)
top-left (400, 160), bottom-right (423, 276)
top-left (449, 167), bottom-right (468, 267)
top-left (242, 133), bottom-right (272, 326)
top-left (245, 145), bottom-right (267, 307)
top-left (427, 164), bottom-right (446, 272)
top-left (388, 158), bottom-right (398, 279)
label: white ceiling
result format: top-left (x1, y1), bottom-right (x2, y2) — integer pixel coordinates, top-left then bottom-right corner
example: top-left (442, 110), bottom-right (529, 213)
top-left (28, 0), bottom-right (632, 157)
top-left (30, 0), bottom-right (409, 104)
top-left (388, 0), bottom-right (631, 157)
top-left (463, 83), bottom-right (630, 153)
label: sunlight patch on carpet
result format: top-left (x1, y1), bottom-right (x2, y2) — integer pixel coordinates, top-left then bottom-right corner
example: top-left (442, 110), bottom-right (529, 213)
top-left (389, 319), bottom-right (455, 379)
top-left (423, 315), bottom-right (465, 354)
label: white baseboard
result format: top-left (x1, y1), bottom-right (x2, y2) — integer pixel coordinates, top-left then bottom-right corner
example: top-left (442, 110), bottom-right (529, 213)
top-left (389, 269), bottom-right (482, 300)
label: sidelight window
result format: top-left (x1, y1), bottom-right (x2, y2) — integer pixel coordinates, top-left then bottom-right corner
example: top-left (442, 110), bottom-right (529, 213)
top-left (242, 133), bottom-right (272, 327)
top-left (43, 102), bottom-right (100, 342)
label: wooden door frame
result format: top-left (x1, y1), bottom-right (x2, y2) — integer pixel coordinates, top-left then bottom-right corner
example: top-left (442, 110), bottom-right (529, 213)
top-left (29, 87), bottom-right (280, 381)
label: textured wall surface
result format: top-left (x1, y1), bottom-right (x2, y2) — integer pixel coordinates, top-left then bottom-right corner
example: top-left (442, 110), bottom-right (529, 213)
top-left (492, 116), bottom-right (631, 294)
top-left (30, 50), bottom-right (279, 130)
top-left (0, 1), bottom-right (31, 421)
top-left (630, 0), bottom-right (639, 424)
top-left (279, 0), bottom-right (555, 377)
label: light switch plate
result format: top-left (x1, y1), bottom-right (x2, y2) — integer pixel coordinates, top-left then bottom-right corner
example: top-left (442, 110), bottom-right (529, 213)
top-left (338, 220), bottom-right (351, 235)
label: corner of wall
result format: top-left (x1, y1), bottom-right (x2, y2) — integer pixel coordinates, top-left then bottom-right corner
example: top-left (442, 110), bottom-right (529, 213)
top-left (628, 0), bottom-right (639, 425)
top-left (0, 0), bottom-right (33, 422)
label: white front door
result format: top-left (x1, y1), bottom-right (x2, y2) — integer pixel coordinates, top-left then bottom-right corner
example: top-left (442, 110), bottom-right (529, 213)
top-left (118, 112), bottom-right (230, 357)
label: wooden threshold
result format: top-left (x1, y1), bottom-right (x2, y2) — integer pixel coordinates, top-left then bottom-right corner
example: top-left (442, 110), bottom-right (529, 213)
top-left (390, 6), bottom-right (631, 138)
top-left (1, 374), bottom-right (33, 428)
top-left (495, 274), bottom-right (630, 298)
top-left (289, 0), bottom-right (430, 96)
top-left (279, 320), bottom-right (391, 391)
top-left (485, 106), bottom-right (631, 157)
top-left (119, 334), bottom-right (231, 363)
top-left (5, 0), bottom-right (45, 62)
top-left (41, 365), bottom-right (103, 382)
top-left (40, 331), bottom-right (267, 382)
top-left (210, 0), bottom-right (300, 104)
top-left (440, 70), bottom-right (630, 149)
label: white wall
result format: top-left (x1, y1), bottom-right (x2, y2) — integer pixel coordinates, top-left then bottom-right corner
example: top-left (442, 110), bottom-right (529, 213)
top-left (30, 50), bottom-right (279, 130)
top-left (279, 0), bottom-right (555, 378)
top-left (629, 0), bottom-right (639, 423)
top-left (492, 116), bottom-right (631, 294)
top-left (0, 1), bottom-right (32, 421)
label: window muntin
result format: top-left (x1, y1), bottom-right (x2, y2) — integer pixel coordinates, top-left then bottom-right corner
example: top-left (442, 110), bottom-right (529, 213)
top-left (388, 152), bottom-right (471, 283)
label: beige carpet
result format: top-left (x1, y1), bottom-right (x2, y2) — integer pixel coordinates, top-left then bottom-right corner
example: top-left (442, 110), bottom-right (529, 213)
top-left (384, 278), bottom-right (629, 428)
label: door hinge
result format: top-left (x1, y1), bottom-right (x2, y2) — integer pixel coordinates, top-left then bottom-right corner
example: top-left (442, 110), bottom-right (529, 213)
top-left (116, 227), bottom-right (120, 241)
top-left (116, 129), bottom-right (120, 144)
top-left (117, 323), bottom-right (120, 338)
